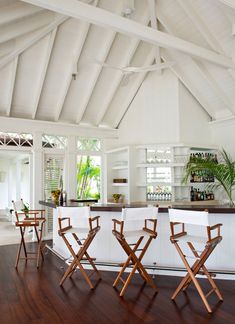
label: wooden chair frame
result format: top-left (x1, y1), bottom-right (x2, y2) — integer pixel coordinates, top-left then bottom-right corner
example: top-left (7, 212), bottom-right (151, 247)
top-left (170, 220), bottom-right (223, 313)
top-left (12, 200), bottom-right (46, 269)
top-left (58, 216), bottom-right (101, 289)
top-left (112, 218), bottom-right (158, 297)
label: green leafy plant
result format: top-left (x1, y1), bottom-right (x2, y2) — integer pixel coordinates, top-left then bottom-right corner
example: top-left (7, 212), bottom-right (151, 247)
top-left (77, 156), bottom-right (101, 199)
top-left (183, 149), bottom-right (235, 206)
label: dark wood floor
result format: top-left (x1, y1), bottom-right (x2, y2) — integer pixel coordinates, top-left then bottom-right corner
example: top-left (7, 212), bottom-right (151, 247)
top-left (0, 243), bottom-right (235, 324)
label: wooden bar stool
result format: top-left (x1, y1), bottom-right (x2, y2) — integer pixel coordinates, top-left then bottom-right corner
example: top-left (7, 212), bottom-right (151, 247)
top-left (12, 199), bottom-right (46, 268)
top-left (58, 206), bottom-right (101, 289)
top-left (169, 208), bottom-right (223, 313)
top-left (112, 206), bottom-right (158, 297)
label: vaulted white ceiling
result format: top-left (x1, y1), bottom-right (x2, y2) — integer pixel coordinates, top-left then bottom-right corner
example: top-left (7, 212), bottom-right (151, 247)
top-left (1, 0), bottom-right (235, 129)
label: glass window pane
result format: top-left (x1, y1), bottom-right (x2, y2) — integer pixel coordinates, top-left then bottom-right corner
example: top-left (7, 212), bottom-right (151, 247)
top-left (77, 138), bottom-right (101, 151)
top-left (77, 155), bottom-right (101, 200)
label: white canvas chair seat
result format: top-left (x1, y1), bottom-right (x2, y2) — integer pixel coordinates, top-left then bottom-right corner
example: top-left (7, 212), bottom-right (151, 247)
top-left (123, 229), bottom-right (150, 238)
top-left (57, 206), bottom-right (101, 289)
top-left (177, 234), bottom-right (208, 244)
top-left (112, 206), bottom-right (158, 297)
top-left (61, 227), bottom-right (89, 235)
top-left (169, 208), bottom-right (223, 313)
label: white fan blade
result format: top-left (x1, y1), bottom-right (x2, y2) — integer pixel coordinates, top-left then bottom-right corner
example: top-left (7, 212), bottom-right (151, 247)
top-left (93, 59), bottom-right (124, 72)
top-left (123, 61), bottom-right (175, 73)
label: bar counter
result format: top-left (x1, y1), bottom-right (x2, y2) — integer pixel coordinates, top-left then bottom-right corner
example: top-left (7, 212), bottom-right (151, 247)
top-left (39, 200), bottom-right (235, 213)
top-left (39, 200), bottom-right (235, 279)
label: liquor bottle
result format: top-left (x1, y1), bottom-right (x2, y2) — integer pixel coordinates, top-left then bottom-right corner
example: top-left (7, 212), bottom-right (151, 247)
top-left (190, 187), bottom-right (194, 201)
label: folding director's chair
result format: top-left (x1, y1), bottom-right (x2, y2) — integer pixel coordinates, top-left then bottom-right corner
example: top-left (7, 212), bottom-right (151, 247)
top-left (112, 206), bottom-right (158, 297)
top-left (58, 206), bottom-right (101, 289)
top-left (12, 199), bottom-right (46, 268)
top-left (169, 208), bottom-right (223, 313)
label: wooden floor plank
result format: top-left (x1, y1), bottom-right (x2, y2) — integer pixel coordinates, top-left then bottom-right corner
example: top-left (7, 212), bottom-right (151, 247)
top-left (0, 243), bottom-right (235, 324)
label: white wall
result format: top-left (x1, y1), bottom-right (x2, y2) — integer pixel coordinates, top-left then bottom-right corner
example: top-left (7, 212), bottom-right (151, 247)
top-left (178, 82), bottom-right (212, 146)
top-left (105, 69), bottom-right (212, 150)
top-left (0, 160), bottom-right (9, 211)
top-left (211, 118), bottom-right (235, 158)
top-left (105, 69), bottom-right (180, 149)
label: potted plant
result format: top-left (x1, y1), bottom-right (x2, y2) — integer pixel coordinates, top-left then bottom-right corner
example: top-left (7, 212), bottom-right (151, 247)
top-left (183, 149), bottom-right (235, 206)
top-left (112, 193), bottom-right (122, 203)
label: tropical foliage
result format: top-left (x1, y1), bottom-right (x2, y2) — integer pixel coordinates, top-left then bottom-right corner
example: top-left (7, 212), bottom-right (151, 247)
top-left (183, 149), bottom-right (235, 206)
top-left (77, 155), bottom-right (101, 199)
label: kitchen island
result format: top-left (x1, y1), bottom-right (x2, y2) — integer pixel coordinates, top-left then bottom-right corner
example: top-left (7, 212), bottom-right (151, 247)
top-left (39, 200), bottom-right (235, 279)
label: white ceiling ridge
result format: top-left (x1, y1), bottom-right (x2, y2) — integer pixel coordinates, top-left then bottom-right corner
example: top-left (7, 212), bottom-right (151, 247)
top-left (148, 0), bottom-right (161, 74)
top-left (0, 15), bottom-right (68, 70)
top-left (0, 2), bottom-right (44, 26)
top-left (20, 0), bottom-right (235, 69)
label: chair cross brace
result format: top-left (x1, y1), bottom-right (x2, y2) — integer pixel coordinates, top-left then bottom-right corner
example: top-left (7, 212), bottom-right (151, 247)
top-left (15, 221), bottom-right (45, 268)
top-left (59, 230), bottom-right (101, 289)
top-left (112, 231), bottom-right (157, 297)
top-left (171, 239), bottom-right (223, 313)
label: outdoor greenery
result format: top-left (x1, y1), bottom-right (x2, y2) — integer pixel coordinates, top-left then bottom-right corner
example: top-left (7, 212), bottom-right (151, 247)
top-left (77, 156), bottom-right (101, 200)
top-left (183, 149), bottom-right (235, 206)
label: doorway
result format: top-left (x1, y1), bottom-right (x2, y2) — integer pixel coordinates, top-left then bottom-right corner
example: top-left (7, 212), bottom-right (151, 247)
top-left (0, 150), bottom-right (31, 246)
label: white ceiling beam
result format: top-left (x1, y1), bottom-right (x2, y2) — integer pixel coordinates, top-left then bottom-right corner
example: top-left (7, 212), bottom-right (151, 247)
top-left (55, 1), bottom-right (99, 122)
top-left (55, 21), bottom-right (94, 121)
top-left (78, 1), bottom-right (144, 126)
top-left (75, 30), bottom-right (117, 124)
top-left (0, 115), bottom-right (118, 136)
top-left (0, 2), bottom-right (43, 25)
top-left (95, 13), bottom-right (151, 126)
top-left (6, 57), bottom-right (18, 117)
top-left (32, 28), bottom-right (57, 119)
top-left (217, 0), bottom-right (235, 10)
top-left (0, 10), bottom-right (56, 44)
top-left (20, 0), bottom-right (235, 69)
top-left (0, 15), bottom-right (67, 70)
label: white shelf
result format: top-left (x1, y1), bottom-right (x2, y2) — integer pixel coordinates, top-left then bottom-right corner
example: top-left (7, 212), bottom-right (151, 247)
top-left (112, 183), bottom-right (128, 187)
top-left (112, 165), bottom-right (128, 170)
top-left (137, 182), bottom-right (191, 187)
top-left (136, 163), bottom-right (185, 168)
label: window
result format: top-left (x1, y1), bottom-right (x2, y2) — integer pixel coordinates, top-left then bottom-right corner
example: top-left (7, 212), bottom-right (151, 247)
top-left (42, 134), bottom-right (67, 149)
top-left (77, 138), bottom-right (101, 151)
top-left (44, 155), bottom-right (64, 232)
top-left (0, 132), bottom-right (33, 147)
top-left (77, 155), bottom-right (101, 200)
top-left (77, 137), bottom-right (102, 201)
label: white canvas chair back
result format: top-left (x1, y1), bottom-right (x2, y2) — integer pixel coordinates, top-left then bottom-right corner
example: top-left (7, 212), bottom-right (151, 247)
top-left (169, 208), bottom-right (209, 226)
top-left (121, 207), bottom-right (158, 221)
top-left (121, 207), bottom-right (158, 232)
top-left (13, 199), bottom-right (25, 212)
top-left (57, 206), bottom-right (90, 228)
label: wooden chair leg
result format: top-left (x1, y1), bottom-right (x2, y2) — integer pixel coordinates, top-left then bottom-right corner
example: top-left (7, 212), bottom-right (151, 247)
top-left (113, 234), bottom-right (157, 296)
top-left (15, 227), bottom-right (27, 268)
top-left (172, 241), bottom-right (214, 313)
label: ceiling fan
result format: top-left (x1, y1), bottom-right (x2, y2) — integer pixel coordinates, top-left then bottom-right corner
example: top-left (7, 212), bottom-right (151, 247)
top-left (93, 0), bottom-right (175, 75)
top-left (94, 59), bottom-right (175, 75)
